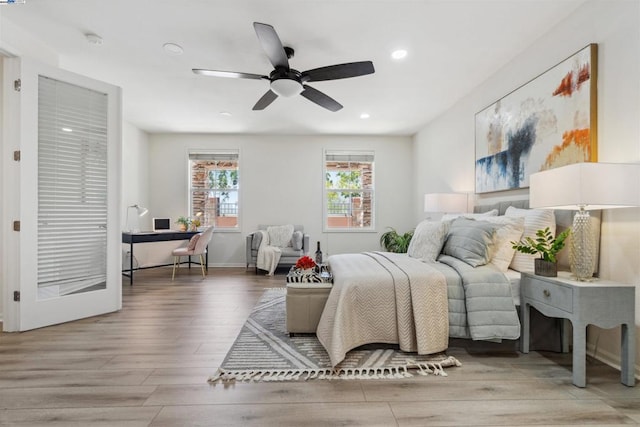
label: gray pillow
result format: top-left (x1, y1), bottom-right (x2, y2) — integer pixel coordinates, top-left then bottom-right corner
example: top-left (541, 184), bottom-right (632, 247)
top-left (442, 218), bottom-right (497, 267)
top-left (291, 231), bottom-right (303, 251)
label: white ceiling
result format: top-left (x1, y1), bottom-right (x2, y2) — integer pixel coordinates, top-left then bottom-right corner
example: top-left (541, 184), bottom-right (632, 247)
top-left (1, 0), bottom-right (586, 135)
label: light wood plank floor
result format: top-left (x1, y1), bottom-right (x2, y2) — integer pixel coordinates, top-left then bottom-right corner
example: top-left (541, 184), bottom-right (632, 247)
top-left (1, 267), bottom-right (638, 426)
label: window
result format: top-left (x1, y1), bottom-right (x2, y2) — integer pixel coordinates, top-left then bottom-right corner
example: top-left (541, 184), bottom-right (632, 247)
top-left (324, 151), bottom-right (374, 230)
top-left (189, 150), bottom-right (239, 229)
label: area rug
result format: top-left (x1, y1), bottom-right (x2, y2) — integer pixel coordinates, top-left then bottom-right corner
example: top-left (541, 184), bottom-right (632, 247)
top-left (209, 288), bottom-right (461, 383)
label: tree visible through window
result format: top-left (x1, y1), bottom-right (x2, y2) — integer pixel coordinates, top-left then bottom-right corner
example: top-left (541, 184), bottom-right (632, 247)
top-left (189, 151), bottom-right (239, 229)
top-left (324, 151), bottom-right (374, 229)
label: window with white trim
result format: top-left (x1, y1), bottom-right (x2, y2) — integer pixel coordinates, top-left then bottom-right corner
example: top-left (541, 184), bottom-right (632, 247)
top-left (189, 150), bottom-right (239, 229)
top-left (324, 151), bottom-right (375, 230)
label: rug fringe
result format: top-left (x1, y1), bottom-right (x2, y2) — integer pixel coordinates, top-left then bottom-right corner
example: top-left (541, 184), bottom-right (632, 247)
top-left (208, 356), bottom-right (461, 384)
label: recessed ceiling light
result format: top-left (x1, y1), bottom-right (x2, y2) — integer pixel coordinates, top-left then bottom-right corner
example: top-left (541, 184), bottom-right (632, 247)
top-left (219, 111), bottom-right (232, 117)
top-left (391, 49), bottom-right (407, 60)
top-left (360, 113), bottom-right (370, 119)
top-left (163, 42), bottom-right (184, 55)
top-left (85, 33), bottom-right (103, 46)
top-left (61, 127), bottom-right (73, 132)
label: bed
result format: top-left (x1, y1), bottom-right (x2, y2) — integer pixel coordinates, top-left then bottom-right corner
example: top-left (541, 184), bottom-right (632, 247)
top-left (317, 201), bottom-right (601, 367)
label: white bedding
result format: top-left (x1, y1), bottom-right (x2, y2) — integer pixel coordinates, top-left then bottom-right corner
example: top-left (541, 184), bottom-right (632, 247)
top-left (504, 269), bottom-right (521, 306)
top-left (316, 252), bottom-right (450, 367)
top-left (318, 254), bottom-right (521, 366)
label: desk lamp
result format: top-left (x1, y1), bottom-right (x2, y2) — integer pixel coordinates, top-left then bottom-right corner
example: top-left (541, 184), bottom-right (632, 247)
top-left (125, 204), bottom-right (148, 232)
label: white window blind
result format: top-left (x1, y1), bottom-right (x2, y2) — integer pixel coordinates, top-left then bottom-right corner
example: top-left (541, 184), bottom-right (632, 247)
top-left (37, 75), bottom-right (109, 297)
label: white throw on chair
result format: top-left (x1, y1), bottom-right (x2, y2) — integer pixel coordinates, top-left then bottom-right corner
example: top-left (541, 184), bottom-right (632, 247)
top-left (172, 226), bottom-right (214, 280)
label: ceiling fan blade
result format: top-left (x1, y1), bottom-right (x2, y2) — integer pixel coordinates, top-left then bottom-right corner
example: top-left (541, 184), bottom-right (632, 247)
top-left (192, 69), bottom-right (268, 80)
top-left (252, 90), bottom-right (279, 110)
top-left (301, 61), bottom-right (375, 82)
top-left (253, 22), bottom-right (289, 70)
top-left (300, 85), bottom-right (343, 112)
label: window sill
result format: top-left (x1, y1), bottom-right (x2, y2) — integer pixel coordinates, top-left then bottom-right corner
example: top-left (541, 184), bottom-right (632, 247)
top-left (323, 228), bottom-right (377, 233)
top-left (213, 227), bottom-right (241, 233)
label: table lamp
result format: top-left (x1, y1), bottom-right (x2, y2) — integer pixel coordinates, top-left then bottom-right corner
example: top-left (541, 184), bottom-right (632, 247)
top-left (125, 204), bottom-right (148, 232)
top-left (529, 162), bottom-right (640, 280)
top-left (424, 193), bottom-right (468, 218)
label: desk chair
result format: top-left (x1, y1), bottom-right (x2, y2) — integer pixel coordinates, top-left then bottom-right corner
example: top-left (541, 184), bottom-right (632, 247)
top-left (172, 226), bottom-right (214, 280)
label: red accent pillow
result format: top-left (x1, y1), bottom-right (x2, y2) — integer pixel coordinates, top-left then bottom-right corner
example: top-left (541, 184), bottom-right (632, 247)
top-left (187, 234), bottom-right (201, 251)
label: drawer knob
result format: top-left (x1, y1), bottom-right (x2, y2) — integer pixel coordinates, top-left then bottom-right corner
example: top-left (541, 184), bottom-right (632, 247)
top-left (543, 289), bottom-right (550, 297)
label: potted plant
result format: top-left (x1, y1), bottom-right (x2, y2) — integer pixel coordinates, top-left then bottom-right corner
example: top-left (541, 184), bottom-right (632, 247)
top-left (380, 227), bottom-right (414, 253)
top-left (511, 227), bottom-right (570, 277)
top-left (175, 216), bottom-right (191, 232)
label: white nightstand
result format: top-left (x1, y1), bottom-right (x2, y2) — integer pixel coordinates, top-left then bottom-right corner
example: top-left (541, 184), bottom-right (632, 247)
top-left (520, 272), bottom-right (636, 388)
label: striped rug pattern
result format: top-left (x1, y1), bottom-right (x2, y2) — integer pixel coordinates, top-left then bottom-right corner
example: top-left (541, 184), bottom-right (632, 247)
top-left (209, 288), bottom-right (461, 383)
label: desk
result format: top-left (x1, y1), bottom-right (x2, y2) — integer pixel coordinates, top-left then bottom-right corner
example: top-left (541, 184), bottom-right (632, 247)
top-left (122, 231), bottom-right (208, 285)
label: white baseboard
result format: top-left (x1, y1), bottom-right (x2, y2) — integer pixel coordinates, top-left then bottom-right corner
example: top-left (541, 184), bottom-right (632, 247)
top-left (586, 342), bottom-right (640, 380)
top-left (208, 263), bottom-right (248, 268)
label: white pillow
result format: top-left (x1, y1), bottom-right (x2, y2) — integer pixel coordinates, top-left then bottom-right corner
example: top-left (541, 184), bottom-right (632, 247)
top-left (407, 220), bottom-right (449, 262)
top-left (441, 209), bottom-right (498, 222)
top-left (504, 207), bottom-right (556, 272)
top-left (481, 216), bottom-right (525, 272)
top-left (267, 224), bottom-right (294, 248)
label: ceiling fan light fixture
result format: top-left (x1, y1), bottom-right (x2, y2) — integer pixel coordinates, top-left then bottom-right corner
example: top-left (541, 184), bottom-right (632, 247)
top-left (270, 78), bottom-right (303, 97)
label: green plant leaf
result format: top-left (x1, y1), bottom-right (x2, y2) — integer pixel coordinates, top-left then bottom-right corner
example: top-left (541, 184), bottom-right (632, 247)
top-left (511, 227), bottom-right (569, 261)
top-left (380, 227), bottom-right (414, 253)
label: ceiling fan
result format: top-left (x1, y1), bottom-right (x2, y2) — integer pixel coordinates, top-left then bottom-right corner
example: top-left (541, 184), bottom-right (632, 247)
top-left (193, 22), bottom-right (375, 112)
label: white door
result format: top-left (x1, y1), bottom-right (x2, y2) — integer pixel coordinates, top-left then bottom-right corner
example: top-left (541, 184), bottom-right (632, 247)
top-left (3, 57), bottom-right (122, 331)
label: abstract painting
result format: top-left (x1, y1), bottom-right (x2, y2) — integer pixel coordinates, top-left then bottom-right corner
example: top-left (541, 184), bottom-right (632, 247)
top-left (475, 44), bottom-right (597, 193)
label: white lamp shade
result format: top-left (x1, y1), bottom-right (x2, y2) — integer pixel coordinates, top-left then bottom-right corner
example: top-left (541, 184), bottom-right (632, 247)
top-left (424, 193), bottom-right (468, 213)
top-left (129, 204), bottom-right (148, 216)
top-left (530, 162), bottom-right (640, 210)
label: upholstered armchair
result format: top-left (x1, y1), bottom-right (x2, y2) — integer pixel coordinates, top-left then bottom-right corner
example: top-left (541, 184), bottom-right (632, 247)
top-left (246, 224), bottom-right (309, 274)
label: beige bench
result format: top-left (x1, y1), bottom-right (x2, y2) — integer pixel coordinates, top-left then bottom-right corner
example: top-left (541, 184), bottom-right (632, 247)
top-left (286, 282), bottom-right (332, 335)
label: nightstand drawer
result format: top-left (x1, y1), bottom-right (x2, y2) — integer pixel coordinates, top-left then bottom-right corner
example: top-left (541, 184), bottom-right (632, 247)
top-left (523, 279), bottom-right (573, 313)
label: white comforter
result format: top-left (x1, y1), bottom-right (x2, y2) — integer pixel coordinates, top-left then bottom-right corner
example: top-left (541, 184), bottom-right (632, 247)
top-left (316, 252), bottom-right (449, 367)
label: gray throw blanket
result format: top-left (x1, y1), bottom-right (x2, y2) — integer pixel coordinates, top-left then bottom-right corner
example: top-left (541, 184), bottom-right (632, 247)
top-left (437, 254), bottom-right (521, 341)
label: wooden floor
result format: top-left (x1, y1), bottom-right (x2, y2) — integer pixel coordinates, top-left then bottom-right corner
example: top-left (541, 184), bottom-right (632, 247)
top-left (0, 267), bottom-right (638, 426)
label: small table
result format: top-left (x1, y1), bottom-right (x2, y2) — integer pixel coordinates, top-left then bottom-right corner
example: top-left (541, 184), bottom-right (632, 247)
top-left (286, 267), bottom-right (333, 335)
top-left (520, 272), bottom-right (635, 387)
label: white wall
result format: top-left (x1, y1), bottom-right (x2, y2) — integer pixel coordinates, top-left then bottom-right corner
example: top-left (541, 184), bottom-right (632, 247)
top-left (0, 15), bottom-right (57, 66)
top-left (121, 121), bottom-right (153, 267)
top-left (145, 133), bottom-right (414, 267)
top-left (413, 0), bottom-right (640, 376)
top-left (122, 121), bottom-right (150, 230)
